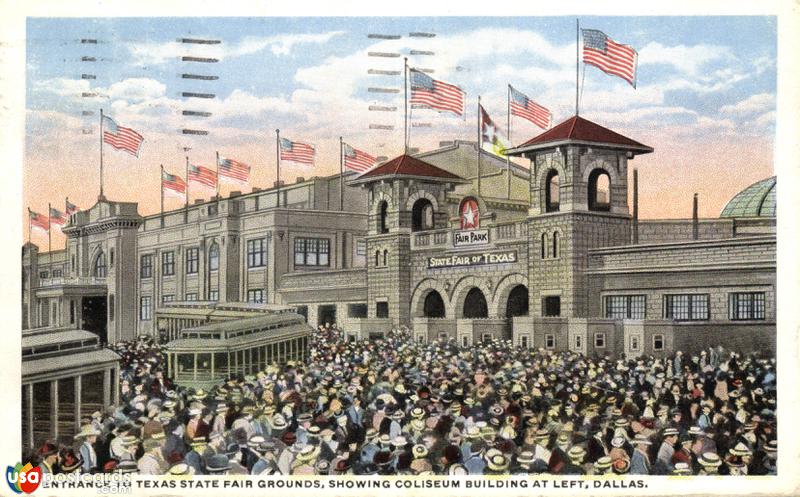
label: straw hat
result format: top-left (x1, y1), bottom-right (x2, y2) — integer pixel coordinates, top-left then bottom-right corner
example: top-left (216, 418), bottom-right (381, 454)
top-left (699, 452), bottom-right (722, 467)
top-left (486, 453), bottom-right (509, 472)
top-left (168, 462), bottom-right (195, 476)
top-left (412, 444), bottom-right (428, 459)
top-left (74, 424), bottom-right (101, 440)
top-left (672, 462), bottom-right (692, 475)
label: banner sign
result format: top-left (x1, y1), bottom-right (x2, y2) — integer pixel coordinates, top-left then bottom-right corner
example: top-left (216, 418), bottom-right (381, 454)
top-left (453, 229), bottom-right (489, 247)
top-left (428, 250), bottom-right (517, 269)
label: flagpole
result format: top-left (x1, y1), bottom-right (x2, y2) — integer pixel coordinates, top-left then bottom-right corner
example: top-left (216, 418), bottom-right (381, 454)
top-left (27, 207), bottom-right (31, 244)
top-left (276, 129), bottom-right (281, 208)
top-left (47, 202), bottom-right (52, 266)
top-left (576, 19), bottom-right (580, 116)
top-left (99, 108), bottom-right (105, 199)
top-left (477, 95), bottom-right (482, 197)
top-left (404, 58), bottom-right (408, 154)
top-left (507, 84), bottom-right (512, 200)
top-left (339, 137), bottom-right (344, 211)
top-left (160, 164), bottom-right (164, 228)
top-left (215, 151), bottom-right (220, 203)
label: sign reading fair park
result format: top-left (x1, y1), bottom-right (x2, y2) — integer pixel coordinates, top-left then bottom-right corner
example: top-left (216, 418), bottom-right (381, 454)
top-left (428, 250), bottom-right (517, 269)
top-left (453, 229), bottom-right (490, 247)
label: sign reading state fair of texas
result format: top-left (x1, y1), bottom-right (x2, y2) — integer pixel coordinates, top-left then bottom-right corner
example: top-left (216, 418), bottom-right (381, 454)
top-left (428, 250), bottom-right (517, 269)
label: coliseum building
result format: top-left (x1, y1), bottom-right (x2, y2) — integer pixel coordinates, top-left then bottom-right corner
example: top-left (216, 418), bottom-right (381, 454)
top-left (22, 115), bottom-right (777, 360)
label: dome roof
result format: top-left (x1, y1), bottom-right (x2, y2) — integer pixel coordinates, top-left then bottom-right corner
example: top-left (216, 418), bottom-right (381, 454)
top-left (720, 176), bottom-right (776, 218)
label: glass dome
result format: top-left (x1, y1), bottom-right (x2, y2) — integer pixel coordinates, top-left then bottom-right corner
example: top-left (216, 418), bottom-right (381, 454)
top-left (720, 177), bottom-right (776, 218)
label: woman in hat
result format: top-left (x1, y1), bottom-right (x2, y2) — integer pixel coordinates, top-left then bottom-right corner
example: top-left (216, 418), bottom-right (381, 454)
top-left (59, 448), bottom-right (83, 474)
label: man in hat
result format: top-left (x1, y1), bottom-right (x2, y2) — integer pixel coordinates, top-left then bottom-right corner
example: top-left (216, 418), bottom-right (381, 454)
top-left (698, 452), bottom-right (723, 475)
top-left (630, 434), bottom-right (652, 475)
top-left (75, 424), bottom-right (101, 473)
top-left (138, 438), bottom-right (167, 475)
top-left (205, 454), bottom-right (231, 475)
top-left (185, 429), bottom-right (210, 475)
top-left (38, 442), bottom-right (59, 475)
top-left (655, 427), bottom-right (678, 474)
top-left (251, 440), bottom-right (280, 475)
top-left (563, 446), bottom-right (587, 475)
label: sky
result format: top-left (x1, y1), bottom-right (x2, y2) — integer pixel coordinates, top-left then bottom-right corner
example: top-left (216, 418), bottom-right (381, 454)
top-left (24, 16), bottom-right (777, 248)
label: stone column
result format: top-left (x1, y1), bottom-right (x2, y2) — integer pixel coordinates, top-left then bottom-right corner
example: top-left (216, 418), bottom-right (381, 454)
top-left (112, 367), bottom-right (119, 406)
top-left (103, 369), bottom-right (111, 408)
top-left (51, 380), bottom-right (59, 441)
top-left (74, 375), bottom-right (82, 428)
top-left (26, 384), bottom-right (34, 449)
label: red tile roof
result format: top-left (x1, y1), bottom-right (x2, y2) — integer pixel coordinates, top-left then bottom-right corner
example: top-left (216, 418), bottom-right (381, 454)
top-left (351, 154), bottom-right (464, 183)
top-left (511, 115), bottom-right (652, 153)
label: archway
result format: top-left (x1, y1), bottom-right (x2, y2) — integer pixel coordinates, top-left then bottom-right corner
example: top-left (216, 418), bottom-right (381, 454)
top-left (378, 201), bottom-right (389, 233)
top-left (545, 169), bottom-right (560, 212)
top-left (506, 285), bottom-right (529, 317)
top-left (588, 169), bottom-right (611, 211)
top-left (423, 290), bottom-right (446, 318)
top-left (411, 198), bottom-right (434, 231)
top-left (463, 288), bottom-right (488, 318)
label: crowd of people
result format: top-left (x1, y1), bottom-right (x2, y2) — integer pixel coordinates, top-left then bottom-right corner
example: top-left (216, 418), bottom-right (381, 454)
top-left (28, 324), bottom-right (777, 476)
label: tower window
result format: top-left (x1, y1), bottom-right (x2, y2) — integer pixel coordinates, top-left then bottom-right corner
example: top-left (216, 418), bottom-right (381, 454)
top-left (552, 231), bottom-right (559, 258)
top-left (541, 232), bottom-right (548, 259)
top-left (382, 249), bottom-right (388, 267)
top-left (588, 169), bottom-right (611, 211)
top-left (411, 198), bottom-right (435, 232)
top-left (93, 251), bottom-right (107, 278)
top-left (379, 201), bottom-right (389, 234)
top-left (545, 169), bottom-right (560, 212)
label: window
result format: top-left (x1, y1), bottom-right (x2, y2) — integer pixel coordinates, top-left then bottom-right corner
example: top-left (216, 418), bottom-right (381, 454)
top-left (162, 294), bottom-right (174, 304)
top-left (375, 250), bottom-right (381, 267)
top-left (376, 301), bottom-right (389, 318)
top-left (417, 334), bottom-right (426, 343)
top-left (595, 333), bottom-right (606, 348)
top-left (541, 232), bottom-right (547, 259)
top-left (481, 333), bottom-right (492, 342)
top-left (543, 296), bottom-right (561, 317)
top-left (247, 289), bottom-right (264, 303)
top-left (185, 292), bottom-right (198, 301)
top-left (545, 169), bottom-right (560, 212)
top-left (729, 292), bottom-right (766, 320)
top-left (382, 249), bottom-right (388, 267)
top-left (110, 248), bottom-right (115, 267)
top-left (69, 300), bottom-right (75, 324)
top-left (52, 269), bottom-right (62, 278)
top-left (140, 254), bottom-right (153, 278)
top-left (185, 248), bottom-right (199, 274)
top-left (109, 295), bottom-right (115, 321)
top-left (653, 334), bottom-right (664, 351)
top-left (208, 243), bottom-right (220, 271)
top-left (545, 334), bottom-right (555, 349)
top-left (39, 271), bottom-right (49, 279)
top-left (606, 295), bottom-right (647, 319)
top-left (208, 289), bottom-right (219, 301)
top-left (379, 201), bottom-right (389, 234)
top-left (208, 203), bottom-right (218, 216)
top-left (93, 252), bottom-right (107, 277)
top-left (552, 232), bottom-right (559, 258)
top-left (294, 238), bottom-right (330, 267)
top-left (462, 336), bottom-right (469, 347)
top-left (348, 303), bottom-right (368, 318)
top-left (356, 239), bottom-right (366, 256)
top-left (161, 251), bottom-right (175, 276)
top-left (71, 255), bottom-right (75, 271)
top-left (140, 296), bottom-right (152, 320)
top-left (520, 335), bottom-right (529, 348)
top-left (630, 335), bottom-right (640, 351)
top-left (412, 199), bottom-right (435, 231)
top-left (588, 169), bottom-right (611, 211)
top-left (246, 238), bottom-right (266, 268)
top-left (664, 294), bottom-right (709, 321)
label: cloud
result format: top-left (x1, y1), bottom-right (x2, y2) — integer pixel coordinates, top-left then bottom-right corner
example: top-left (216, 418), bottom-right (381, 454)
top-left (638, 42), bottom-right (732, 75)
top-left (720, 93), bottom-right (775, 115)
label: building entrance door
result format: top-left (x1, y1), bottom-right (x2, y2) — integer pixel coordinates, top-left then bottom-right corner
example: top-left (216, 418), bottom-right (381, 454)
top-left (317, 304), bottom-right (337, 328)
top-left (82, 296), bottom-right (108, 343)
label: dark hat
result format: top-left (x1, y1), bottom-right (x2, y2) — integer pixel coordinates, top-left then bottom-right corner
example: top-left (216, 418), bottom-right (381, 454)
top-left (443, 444), bottom-right (461, 464)
top-left (373, 450), bottom-right (392, 466)
top-left (206, 454), bottom-right (231, 473)
top-left (60, 450), bottom-right (83, 472)
top-left (38, 442), bottom-right (58, 457)
top-left (102, 459), bottom-right (120, 473)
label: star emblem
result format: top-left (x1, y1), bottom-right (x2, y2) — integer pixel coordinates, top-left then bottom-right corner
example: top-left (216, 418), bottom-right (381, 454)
top-left (463, 204), bottom-right (475, 228)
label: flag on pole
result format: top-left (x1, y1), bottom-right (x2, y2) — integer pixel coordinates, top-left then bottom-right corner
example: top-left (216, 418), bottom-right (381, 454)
top-left (479, 105), bottom-right (509, 157)
top-left (188, 164), bottom-right (218, 189)
top-left (30, 210), bottom-right (49, 233)
top-left (410, 69), bottom-right (465, 116)
top-left (279, 138), bottom-right (315, 167)
top-left (49, 207), bottom-right (67, 226)
top-left (217, 156), bottom-right (250, 184)
top-left (102, 115), bottom-right (144, 156)
top-left (343, 143), bottom-right (377, 173)
top-left (509, 86), bottom-right (552, 129)
top-left (65, 199), bottom-right (79, 215)
top-left (162, 170), bottom-right (187, 198)
top-left (582, 29), bottom-right (638, 88)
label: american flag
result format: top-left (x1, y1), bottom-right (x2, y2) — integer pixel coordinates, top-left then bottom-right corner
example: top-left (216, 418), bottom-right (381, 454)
top-left (217, 156), bottom-right (250, 184)
top-left (49, 207), bottom-right (67, 226)
top-left (280, 138), bottom-right (315, 167)
top-left (29, 210), bottom-right (49, 232)
top-left (188, 164), bottom-right (218, 189)
top-left (343, 143), bottom-right (377, 173)
top-left (582, 29), bottom-right (638, 88)
top-left (102, 115), bottom-right (144, 156)
top-left (162, 170), bottom-right (186, 198)
top-left (65, 199), bottom-right (79, 215)
top-left (410, 69), bottom-right (465, 116)
top-left (510, 86), bottom-right (551, 129)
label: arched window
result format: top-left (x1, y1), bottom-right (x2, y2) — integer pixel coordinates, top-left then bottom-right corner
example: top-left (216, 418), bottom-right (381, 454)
top-left (541, 232), bottom-right (548, 259)
top-left (463, 288), bottom-right (488, 318)
top-left (423, 290), bottom-right (446, 318)
top-left (553, 232), bottom-right (559, 258)
top-left (383, 249), bottom-right (388, 267)
top-left (375, 250), bottom-right (381, 267)
top-left (545, 169), bottom-right (560, 212)
top-left (411, 198), bottom-right (435, 232)
top-left (588, 169), bottom-right (611, 211)
top-left (93, 251), bottom-right (107, 277)
top-left (506, 285), bottom-right (529, 317)
top-left (208, 242), bottom-right (220, 271)
top-left (378, 201), bottom-right (389, 234)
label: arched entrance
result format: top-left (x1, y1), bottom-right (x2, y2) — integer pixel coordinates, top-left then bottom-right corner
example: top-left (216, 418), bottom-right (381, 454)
top-left (423, 291), bottom-right (446, 318)
top-left (506, 285), bottom-right (529, 317)
top-left (463, 288), bottom-right (488, 318)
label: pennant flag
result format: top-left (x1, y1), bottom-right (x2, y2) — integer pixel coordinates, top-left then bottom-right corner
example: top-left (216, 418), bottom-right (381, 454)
top-left (162, 170), bottom-right (187, 198)
top-left (582, 29), bottom-right (638, 88)
top-left (49, 207), bottom-right (67, 226)
top-left (30, 210), bottom-right (49, 233)
top-left (509, 86), bottom-right (552, 129)
top-left (217, 156), bottom-right (250, 184)
top-left (480, 105), bottom-right (509, 157)
top-left (102, 115), bottom-right (144, 156)
top-left (279, 138), bottom-right (315, 168)
top-left (410, 69), bottom-right (465, 116)
top-left (343, 143), bottom-right (377, 173)
top-left (188, 164), bottom-right (218, 189)
top-left (65, 199), bottom-right (79, 215)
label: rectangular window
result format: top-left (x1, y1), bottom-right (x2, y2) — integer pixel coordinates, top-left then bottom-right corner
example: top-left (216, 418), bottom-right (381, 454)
top-left (520, 335), bottom-right (529, 348)
top-left (481, 333), bottom-right (492, 342)
top-left (664, 294), bottom-right (709, 321)
top-left (162, 294), bottom-right (174, 304)
top-left (462, 336), bottom-right (470, 347)
top-left (575, 334), bottom-right (582, 349)
top-left (140, 296), bottom-right (152, 320)
top-left (653, 334), bottom-right (664, 351)
top-left (606, 295), bottom-right (646, 319)
top-left (39, 271), bottom-right (49, 279)
top-left (208, 289), bottom-right (219, 301)
top-left (595, 333), bottom-right (606, 348)
top-left (162, 251), bottom-right (175, 276)
top-left (294, 237), bottom-right (331, 267)
top-left (545, 334), bottom-right (555, 349)
top-left (417, 334), bottom-right (426, 343)
top-left (356, 239), bottom-right (367, 256)
top-left (140, 254), bottom-right (153, 278)
top-left (247, 289), bottom-right (264, 303)
top-left (52, 269), bottom-right (62, 278)
top-left (729, 292), bottom-right (766, 320)
top-left (630, 335), bottom-right (640, 351)
top-left (376, 301), bottom-right (389, 318)
top-left (542, 296), bottom-right (561, 317)
top-left (347, 303), bottom-right (368, 318)
top-left (246, 238), bottom-right (266, 268)
top-left (185, 293), bottom-right (198, 301)
top-left (185, 248), bottom-right (199, 274)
